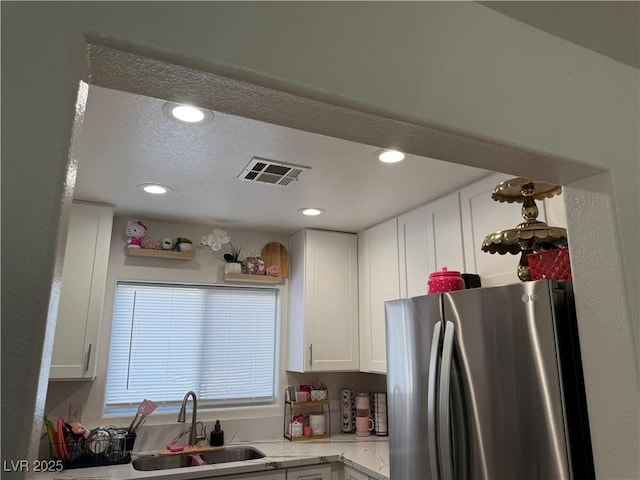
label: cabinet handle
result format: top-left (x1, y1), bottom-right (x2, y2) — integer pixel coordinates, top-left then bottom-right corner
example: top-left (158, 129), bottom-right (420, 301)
top-left (85, 343), bottom-right (92, 372)
top-left (308, 343), bottom-right (313, 368)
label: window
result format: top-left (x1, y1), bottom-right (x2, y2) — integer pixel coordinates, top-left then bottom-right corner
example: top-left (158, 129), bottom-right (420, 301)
top-left (105, 282), bottom-right (278, 414)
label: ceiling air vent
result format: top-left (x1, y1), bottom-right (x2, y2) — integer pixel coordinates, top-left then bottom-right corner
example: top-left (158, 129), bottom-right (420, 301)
top-left (238, 157), bottom-right (310, 186)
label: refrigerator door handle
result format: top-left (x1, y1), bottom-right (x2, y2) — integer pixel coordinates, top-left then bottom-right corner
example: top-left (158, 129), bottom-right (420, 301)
top-left (427, 321), bottom-right (443, 479)
top-left (438, 321), bottom-right (455, 480)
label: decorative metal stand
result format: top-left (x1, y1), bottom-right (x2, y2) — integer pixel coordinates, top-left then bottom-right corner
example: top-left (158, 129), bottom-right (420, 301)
top-left (482, 178), bottom-right (567, 281)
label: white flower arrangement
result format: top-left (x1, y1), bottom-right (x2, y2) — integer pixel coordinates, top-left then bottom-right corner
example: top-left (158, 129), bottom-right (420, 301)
top-left (201, 228), bottom-right (230, 251)
top-left (200, 228), bottom-right (242, 263)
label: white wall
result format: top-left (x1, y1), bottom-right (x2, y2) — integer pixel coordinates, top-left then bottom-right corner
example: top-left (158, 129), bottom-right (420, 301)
top-left (2, 3), bottom-right (637, 478)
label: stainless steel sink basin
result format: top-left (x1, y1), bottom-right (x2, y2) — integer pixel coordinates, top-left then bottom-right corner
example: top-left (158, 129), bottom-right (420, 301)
top-left (132, 447), bottom-right (266, 471)
top-left (132, 454), bottom-right (194, 471)
top-left (200, 447), bottom-right (265, 464)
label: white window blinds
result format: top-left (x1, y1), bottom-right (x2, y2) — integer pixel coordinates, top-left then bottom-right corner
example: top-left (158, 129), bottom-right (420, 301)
top-left (105, 282), bottom-right (277, 414)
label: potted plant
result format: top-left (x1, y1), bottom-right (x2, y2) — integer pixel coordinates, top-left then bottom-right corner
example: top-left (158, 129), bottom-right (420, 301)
top-left (200, 228), bottom-right (243, 274)
top-left (175, 237), bottom-right (193, 252)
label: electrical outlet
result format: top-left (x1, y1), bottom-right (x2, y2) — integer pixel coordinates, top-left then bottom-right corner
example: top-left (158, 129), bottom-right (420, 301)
top-left (68, 402), bottom-right (83, 421)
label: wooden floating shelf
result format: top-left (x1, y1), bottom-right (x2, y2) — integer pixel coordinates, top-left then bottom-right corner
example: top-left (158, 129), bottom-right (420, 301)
top-left (127, 248), bottom-right (194, 260)
top-left (224, 273), bottom-right (282, 284)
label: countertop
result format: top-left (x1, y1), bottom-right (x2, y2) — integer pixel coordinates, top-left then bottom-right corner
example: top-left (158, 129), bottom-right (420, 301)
top-left (29, 436), bottom-right (389, 480)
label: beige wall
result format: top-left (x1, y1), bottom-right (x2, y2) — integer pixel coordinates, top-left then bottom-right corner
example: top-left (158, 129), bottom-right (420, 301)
top-left (2, 3), bottom-right (637, 478)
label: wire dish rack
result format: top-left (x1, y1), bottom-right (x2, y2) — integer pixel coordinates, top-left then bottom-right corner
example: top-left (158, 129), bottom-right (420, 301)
top-left (50, 428), bottom-right (136, 470)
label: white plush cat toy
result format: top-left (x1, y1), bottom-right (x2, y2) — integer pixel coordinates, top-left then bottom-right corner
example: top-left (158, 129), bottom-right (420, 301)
top-left (126, 220), bottom-right (147, 248)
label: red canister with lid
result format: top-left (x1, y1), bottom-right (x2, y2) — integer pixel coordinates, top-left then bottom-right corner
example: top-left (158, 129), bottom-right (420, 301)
top-left (427, 267), bottom-right (466, 294)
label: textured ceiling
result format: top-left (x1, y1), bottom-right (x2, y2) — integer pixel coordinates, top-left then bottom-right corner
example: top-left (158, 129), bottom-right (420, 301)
top-left (75, 0), bottom-right (632, 235)
top-left (72, 86), bottom-right (491, 234)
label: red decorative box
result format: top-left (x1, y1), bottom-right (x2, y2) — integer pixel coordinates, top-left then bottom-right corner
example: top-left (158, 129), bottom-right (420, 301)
top-left (527, 248), bottom-right (572, 281)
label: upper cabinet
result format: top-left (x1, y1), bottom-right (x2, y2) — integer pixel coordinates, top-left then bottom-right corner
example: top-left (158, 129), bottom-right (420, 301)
top-left (358, 218), bottom-right (400, 374)
top-left (50, 202), bottom-right (114, 380)
top-left (460, 173), bottom-right (522, 286)
top-left (287, 229), bottom-right (359, 372)
top-left (398, 192), bottom-right (465, 298)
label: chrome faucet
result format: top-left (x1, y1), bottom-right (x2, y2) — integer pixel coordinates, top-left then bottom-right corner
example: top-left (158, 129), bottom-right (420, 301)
top-left (177, 390), bottom-right (200, 446)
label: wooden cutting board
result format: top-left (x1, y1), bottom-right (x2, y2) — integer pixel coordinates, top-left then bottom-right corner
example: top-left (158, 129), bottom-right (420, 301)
top-left (261, 242), bottom-right (288, 278)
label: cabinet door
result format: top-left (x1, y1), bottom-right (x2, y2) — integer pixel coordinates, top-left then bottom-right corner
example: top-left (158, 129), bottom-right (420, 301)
top-left (222, 470), bottom-right (286, 480)
top-left (460, 173), bottom-right (548, 287)
top-left (397, 206), bottom-right (429, 299)
top-left (287, 463), bottom-right (332, 480)
top-left (358, 218), bottom-right (400, 374)
top-left (343, 465), bottom-right (370, 480)
top-left (306, 230), bottom-right (359, 371)
top-left (288, 230), bottom-right (359, 372)
top-left (398, 192), bottom-right (465, 299)
top-left (50, 202), bottom-right (114, 379)
top-left (425, 192), bottom-right (465, 275)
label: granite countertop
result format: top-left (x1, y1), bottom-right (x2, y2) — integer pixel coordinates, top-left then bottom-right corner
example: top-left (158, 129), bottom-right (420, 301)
top-left (29, 436), bottom-right (389, 480)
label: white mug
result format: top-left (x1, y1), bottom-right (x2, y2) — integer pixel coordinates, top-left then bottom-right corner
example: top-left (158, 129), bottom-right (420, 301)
top-left (309, 413), bottom-right (325, 435)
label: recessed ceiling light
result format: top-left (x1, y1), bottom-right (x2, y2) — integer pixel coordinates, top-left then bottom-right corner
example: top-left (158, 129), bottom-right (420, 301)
top-left (378, 149), bottom-right (406, 163)
top-left (162, 102), bottom-right (213, 125)
top-left (138, 183), bottom-right (173, 195)
top-left (299, 208), bottom-right (325, 216)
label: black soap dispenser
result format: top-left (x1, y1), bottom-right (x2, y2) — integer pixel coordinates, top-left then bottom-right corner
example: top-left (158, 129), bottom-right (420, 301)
top-left (210, 420), bottom-right (224, 447)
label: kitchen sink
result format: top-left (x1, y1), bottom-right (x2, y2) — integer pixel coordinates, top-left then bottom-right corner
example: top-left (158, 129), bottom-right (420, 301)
top-left (200, 447), bottom-right (265, 464)
top-left (132, 447), bottom-right (266, 471)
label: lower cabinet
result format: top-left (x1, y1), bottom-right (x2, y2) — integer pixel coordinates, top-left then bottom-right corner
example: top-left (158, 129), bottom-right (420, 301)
top-left (207, 463), bottom-right (334, 480)
top-left (287, 463), bottom-right (332, 480)
top-left (216, 471), bottom-right (286, 480)
top-left (343, 465), bottom-right (371, 480)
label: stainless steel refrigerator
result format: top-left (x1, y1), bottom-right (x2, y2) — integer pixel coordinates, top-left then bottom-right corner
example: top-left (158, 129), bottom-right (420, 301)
top-left (385, 280), bottom-right (594, 479)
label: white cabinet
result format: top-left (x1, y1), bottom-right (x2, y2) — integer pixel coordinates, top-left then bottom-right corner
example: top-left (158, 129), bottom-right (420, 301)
top-left (460, 173), bottom-right (553, 287)
top-left (286, 464), bottom-right (332, 480)
top-left (50, 202), bottom-right (114, 380)
top-left (288, 229), bottom-right (359, 372)
top-left (398, 192), bottom-right (465, 298)
top-left (397, 206), bottom-right (429, 299)
top-left (224, 470), bottom-right (286, 480)
top-left (343, 465), bottom-right (371, 480)
top-left (358, 218), bottom-right (400, 374)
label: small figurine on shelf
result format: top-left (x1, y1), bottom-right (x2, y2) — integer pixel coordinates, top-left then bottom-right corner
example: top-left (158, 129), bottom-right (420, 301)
top-left (161, 237), bottom-right (174, 250)
top-left (141, 238), bottom-right (161, 250)
top-left (126, 220), bottom-right (147, 249)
